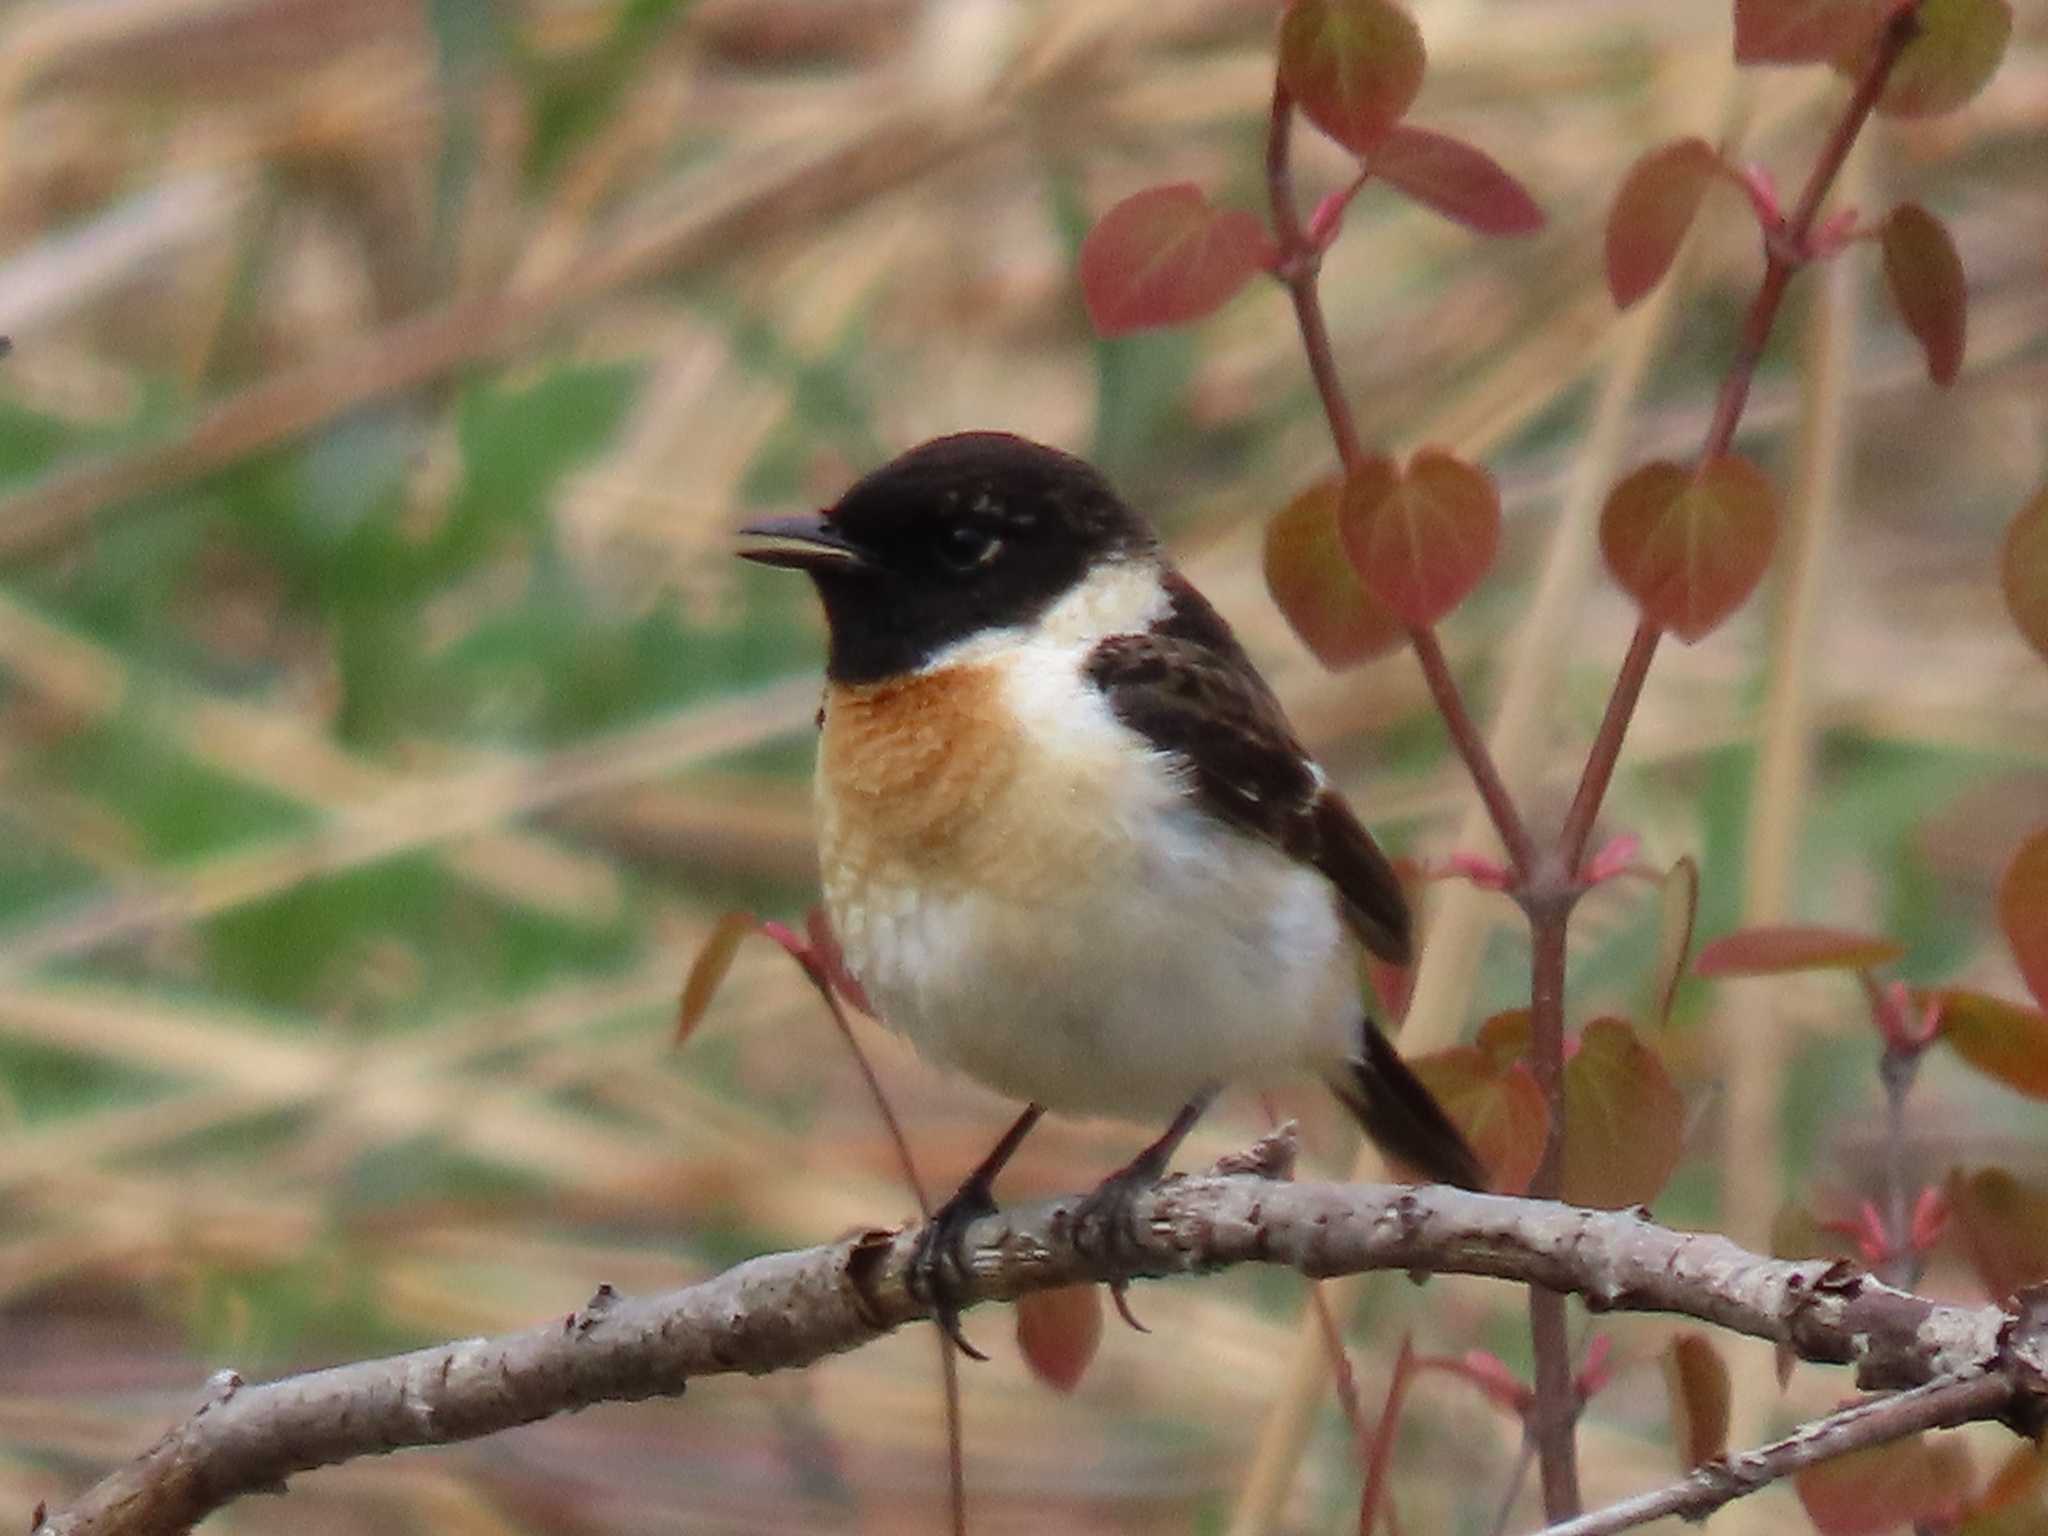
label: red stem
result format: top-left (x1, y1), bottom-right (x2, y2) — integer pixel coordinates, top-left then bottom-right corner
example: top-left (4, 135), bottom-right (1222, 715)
top-left (1357, 1337), bottom-right (1419, 1536)
top-left (1265, 80), bottom-right (1536, 877)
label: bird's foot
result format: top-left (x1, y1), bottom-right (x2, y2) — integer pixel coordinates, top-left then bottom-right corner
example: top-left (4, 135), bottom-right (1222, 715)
top-left (1069, 1144), bottom-right (1177, 1334)
top-left (908, 1176), bottom-right (999, 1361)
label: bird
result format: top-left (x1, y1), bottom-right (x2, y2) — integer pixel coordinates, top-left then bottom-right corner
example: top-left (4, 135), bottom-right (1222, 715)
top-left (738, 431), bottom-right (1484, 1354)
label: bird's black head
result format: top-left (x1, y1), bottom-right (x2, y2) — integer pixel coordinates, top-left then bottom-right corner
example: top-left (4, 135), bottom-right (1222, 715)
top-left (737, 433), bottom-right (1157, 683)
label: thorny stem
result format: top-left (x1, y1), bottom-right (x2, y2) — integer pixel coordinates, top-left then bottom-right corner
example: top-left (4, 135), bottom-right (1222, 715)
top-left (1264, 80), bottom-right (1536, 878)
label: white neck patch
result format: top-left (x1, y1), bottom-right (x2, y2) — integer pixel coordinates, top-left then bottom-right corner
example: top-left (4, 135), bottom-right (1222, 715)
top-left (919, 558), bottom-right (1170, 671)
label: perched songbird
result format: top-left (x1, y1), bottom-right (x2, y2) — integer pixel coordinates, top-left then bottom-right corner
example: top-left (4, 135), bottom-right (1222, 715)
top-left (739, 433), bottom-right (1483, 1350)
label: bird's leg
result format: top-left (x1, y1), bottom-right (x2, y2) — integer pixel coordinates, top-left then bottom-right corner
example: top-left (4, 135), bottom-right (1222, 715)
top-left (1071, 1086), bottom-right (1220, 1332)
top-left (910, 1102), bottom-right (1045, 1360)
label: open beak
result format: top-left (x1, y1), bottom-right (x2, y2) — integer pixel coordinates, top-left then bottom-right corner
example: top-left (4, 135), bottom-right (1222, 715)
top-left (736, 511), bottom-right (867, 571)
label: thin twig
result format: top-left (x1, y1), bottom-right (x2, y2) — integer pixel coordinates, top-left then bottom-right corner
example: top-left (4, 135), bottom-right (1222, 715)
top-left (1530, 1373), bottom-right (2012, 1536)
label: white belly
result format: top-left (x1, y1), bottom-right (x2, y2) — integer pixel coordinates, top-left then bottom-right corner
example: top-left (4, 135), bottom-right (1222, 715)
top-left (838, 812), bottom-right (1356, 1118)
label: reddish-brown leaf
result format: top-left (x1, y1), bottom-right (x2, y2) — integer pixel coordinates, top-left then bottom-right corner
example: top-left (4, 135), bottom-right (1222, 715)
top-left (1264, 475), bottom-right (1406, 668)
top-left (1796, 1435), bottom-right (1975, 1536)
top-left (1409, 1046), bottom-right (1548, 1195)
top-left (1476, 1009), bottom-right (1533, 1071)
top-left (1935, 988), bottom-right (2048, 1099)
top-left (1881, 203), bottom-right (1967, 386)
top-left (1339, 448), bottom-right (1500, 628)
top-left (1948, 1169), bottom-right (2048, 1299)
top-left (2003, 828), bottom-right (2048, 1011)
top-left (1078, 183), bottom-right (1273, 337)
top-left (1562, 1017), bottom-right (1684, 1209)
top-left (1840, 0), bottom-right (2013, 118)
top-left (1278, 0), bottom-right (1426, 155)
top-left (1735, 0), bottom-right (1882, 62)
top-left (2002, 489), bottom-right (2048, 665)
top-left (1693, 923), bottom-right (1903, 977)
top-left (1650, 856), bottom-right (1700, 1028)
top-left (1599, 456), bottom-right (1779, 642)
top-left (1015, 1284), bottom-right (1103, 1393)
top-left (1367, 125), bottom-right (1544, 236)
top-left (677, 910), bottom-right (757, 1044)
top-left (1966, 1441), bottom-right (2048, 1534)
top-left (1604, 138), bottom-right (1725, 310)
top-left (1662, 1333), bottom-right (1731, 1471)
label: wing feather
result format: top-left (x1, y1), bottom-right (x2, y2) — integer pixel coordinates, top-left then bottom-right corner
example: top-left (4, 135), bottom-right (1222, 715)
top-left (1084, 576), bottom-right (1411, 964)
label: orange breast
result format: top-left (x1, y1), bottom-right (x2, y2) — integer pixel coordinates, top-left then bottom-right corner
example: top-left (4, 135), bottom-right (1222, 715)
top-left (818, 665), bottom-right (1025, 893)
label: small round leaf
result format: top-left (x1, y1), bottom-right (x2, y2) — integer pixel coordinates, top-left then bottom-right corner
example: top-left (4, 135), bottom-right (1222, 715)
top-left (1264, 475), bottom-right (1406, 667)
top-left (1794, 1436), bottom-right (1975, 1536)
top-left (1693, 923), bottom-right (1903, 977)
top-left (1839, 0), bottom-right (2012, 118)
top-left (1604, 138), bottom-right (1724, 310)
top-left (1368, 126), bottom-right (1544, 236)
top-left (1662, 1333), bottom-right (1732, 1472)
top-left (1649, 856), bottom-right (1700, 1027)
top-left (1948, 1168), bottom-right (2048, 1299)
top-left (1015, 1284), bottom-right (1103, 1393)
top-left (1409, 1047), bottom-right (1548, 1195)
top-left (2004, 491), bottom-right (2048, 663)
top-left (1599, 456), bottom-right (1779, 642)
top-left (1278, 0), bottom-right (1426, 155)
top-left (1735, 0), bottom-right (1883, 62)
top-left (1561, 1017), bottom-right (1684, 1210)
top-left (678, 910), bottom-right (757, 1044)
top-left (2000, 827), bottom-right (2048, 1011)
top-left (1880, 203), bottom-right (1966, 386)
top-left (1078, 184), bottom-right (1273, 337)
top-left (1339, 448), bottom-right (1500, 629)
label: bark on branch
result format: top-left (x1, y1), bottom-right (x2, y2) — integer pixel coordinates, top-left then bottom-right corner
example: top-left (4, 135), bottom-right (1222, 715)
top-left (35, 1142), bottom-right (2048, 1536)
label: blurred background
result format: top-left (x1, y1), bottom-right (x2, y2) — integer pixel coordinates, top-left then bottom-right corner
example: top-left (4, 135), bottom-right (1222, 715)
top-left (0, 0), bottom-right (2043, 1531)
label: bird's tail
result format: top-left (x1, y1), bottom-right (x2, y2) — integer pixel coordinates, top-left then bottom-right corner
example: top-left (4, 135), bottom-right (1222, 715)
top-left (1325, 1019), bottom-right (1488, 1191)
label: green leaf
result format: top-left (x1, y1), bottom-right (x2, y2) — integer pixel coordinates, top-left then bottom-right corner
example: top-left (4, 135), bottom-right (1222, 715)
top-left (1693, 924), bottom-right (1903, 976)
top-left (1604, 138), bottom-right (1725, 310)
top-left (1662, 1332), bottom-right (1731, 1471)
top-left (1880, 203), bottom-right (1967, 386)
top-left (1935, 987), bottom-right (2048, 1099)
top-left (1278, 0), bottom-right (1426, 154)
top-left (1561, 1018), bottom-right (1683, 1209)
top-left (1841, 0), bottom-right (2012, 118)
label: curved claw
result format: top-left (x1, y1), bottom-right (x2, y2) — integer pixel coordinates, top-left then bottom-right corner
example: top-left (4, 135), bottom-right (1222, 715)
top-left (909, 1182), bottom-right (998, 1361)
top-left (1108, 1280), bottom-right (1149, 1334)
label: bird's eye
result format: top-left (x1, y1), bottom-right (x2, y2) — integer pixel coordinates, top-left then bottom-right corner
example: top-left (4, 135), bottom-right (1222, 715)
top-left (938, 524), bottom-right (1001, 573)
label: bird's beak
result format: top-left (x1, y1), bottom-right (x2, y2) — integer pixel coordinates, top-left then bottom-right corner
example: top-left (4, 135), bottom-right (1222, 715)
top-left (736, 511), bottom-right (867, 572)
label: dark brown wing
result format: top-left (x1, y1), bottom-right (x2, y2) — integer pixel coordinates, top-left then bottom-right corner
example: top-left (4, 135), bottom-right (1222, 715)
top-left (1085, 576), bottom-right (1412, 965)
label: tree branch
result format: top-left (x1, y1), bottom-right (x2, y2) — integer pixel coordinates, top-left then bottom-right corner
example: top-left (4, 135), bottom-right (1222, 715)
top-left (37, 1144), bottom-right (2048, 1536)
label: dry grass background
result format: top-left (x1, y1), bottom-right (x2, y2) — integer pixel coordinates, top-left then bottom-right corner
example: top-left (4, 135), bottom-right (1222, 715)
top-left (0, 0), bottom-right (2043, 1531)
